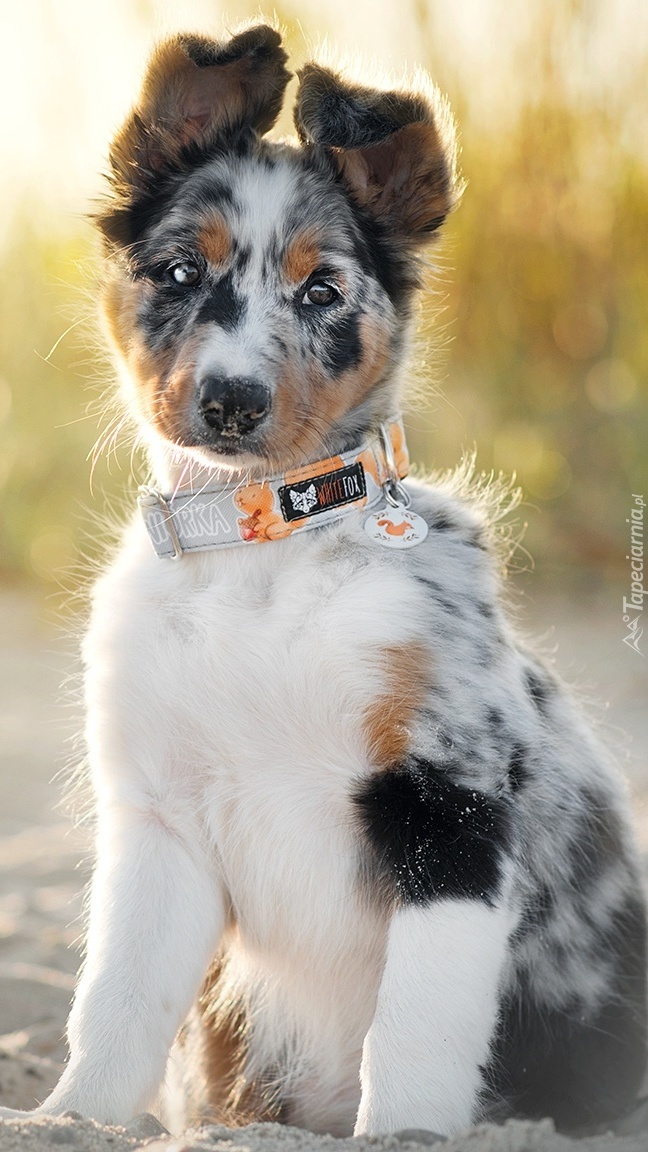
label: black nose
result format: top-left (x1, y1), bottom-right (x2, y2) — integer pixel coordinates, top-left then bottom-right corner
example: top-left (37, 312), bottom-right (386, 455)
top-left (198, 376), bottom-right (271, 438)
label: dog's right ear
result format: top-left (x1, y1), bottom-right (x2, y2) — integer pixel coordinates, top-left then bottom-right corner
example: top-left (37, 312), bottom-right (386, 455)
top-left (99, 24), bottom-right (290, 246)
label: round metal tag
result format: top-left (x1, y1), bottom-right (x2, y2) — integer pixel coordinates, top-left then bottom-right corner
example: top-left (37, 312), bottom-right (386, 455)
top-left (364, 503), bottom-right (429, 549)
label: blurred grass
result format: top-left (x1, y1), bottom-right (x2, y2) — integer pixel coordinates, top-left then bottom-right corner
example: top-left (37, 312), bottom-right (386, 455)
top-left (0, 1), bottom-right (646, 592)
top-left (0, 217), bottom-right (123, 587)
top-left (409, 95), bottom-right (648, 590)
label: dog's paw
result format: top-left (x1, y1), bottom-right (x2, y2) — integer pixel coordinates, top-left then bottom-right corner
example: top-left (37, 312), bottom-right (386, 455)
top-left (0, 1103), bottom-right (81, 1121)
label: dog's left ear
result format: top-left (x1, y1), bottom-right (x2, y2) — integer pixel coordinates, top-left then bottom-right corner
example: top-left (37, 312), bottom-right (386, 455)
top-left (294, 64), bottom-right (461, 244)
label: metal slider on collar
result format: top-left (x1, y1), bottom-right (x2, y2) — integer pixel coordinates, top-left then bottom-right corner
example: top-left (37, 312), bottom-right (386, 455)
top-left (378, 424), bottom-right (411, 508)
top-left (137, 486), bottom-right (184, 560)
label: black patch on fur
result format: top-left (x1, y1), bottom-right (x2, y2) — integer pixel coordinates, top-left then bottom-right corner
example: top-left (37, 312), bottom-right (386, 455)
top-left (486, 896), bottom-right (648, 1131)
top-left (426, 214), bottom-right (448, 233)
top-left (137, 280), bottom-right (202, 349)
top-left (414, 575), bottom-right (459, 615)
top-left (429, 511), bottom-right (455, 532)
top-left (320, 312), bottom-right (362, 376)
top-left (486, 706), bottom-right (505, 730)
top-left (103, 185), bottom-right (178, 250)
top-left (418, 576), bottom-right (442, 593)
top-left (294, 64), bottom-right (434, 150)
top-left (197, 272), bottom-right (245, 330)
top-left (233, 243), bottom-right (251, 273)
top-left (103, 173), bottom-right (237, 252)
top-left (187, 177), bottom-right (236, 214)
top-left (438, 596), bottom-right (461, 616)
top-left (568, 790), bottom-right (624, 892)
top-left (507, 743), bottom-right (529, 792)
top-left (177, 25), bottom-right (288, 78)
top-left (353, 757), bottom-right (510, 905)
top-left (513, 884), bottom-right (556, 940)
top-left (524, 666), bottom-right (554, 716)
top-left (476, 642), bottom-right (496, 667)
top-left (465, 529), bottom-right (489, 551)
top-left (347, 199), bottom-right (418, 312)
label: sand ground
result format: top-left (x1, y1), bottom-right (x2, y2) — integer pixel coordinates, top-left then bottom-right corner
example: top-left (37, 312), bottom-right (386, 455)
top-left (0, 585), bottom-right (646, 1151)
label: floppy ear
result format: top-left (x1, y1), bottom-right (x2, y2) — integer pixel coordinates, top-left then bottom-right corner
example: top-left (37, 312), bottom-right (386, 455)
top-left (100, 24), bottom-right (290, 244)
top-left (294, 64), bottom-right (461, 245)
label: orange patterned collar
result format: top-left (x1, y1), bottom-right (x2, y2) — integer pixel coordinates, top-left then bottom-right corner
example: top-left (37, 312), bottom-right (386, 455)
top-left (138, 418), bottom-right (409, 559)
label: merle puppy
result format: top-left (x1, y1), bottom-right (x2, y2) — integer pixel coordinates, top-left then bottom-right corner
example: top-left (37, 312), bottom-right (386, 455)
top-left (1, 23), bottom-right (645, 1138)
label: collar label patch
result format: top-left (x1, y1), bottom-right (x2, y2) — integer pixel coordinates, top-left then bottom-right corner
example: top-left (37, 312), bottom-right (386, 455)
top-left (278, 462), bottom-right (367, 523)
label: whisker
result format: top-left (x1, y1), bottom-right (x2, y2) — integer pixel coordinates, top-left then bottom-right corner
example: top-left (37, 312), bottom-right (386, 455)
top-left (36, 315), bottom-right (88, 364)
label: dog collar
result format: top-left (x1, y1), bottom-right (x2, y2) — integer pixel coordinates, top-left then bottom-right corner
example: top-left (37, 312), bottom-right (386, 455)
top-left (138, 417), bottom-right (410, 559)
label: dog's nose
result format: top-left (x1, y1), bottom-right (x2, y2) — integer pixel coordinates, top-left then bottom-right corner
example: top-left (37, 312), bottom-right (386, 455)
top-left (198, 376), bottom-right (271, 438)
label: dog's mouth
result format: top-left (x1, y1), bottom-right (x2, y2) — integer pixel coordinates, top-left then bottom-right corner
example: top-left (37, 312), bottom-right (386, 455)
top-left (176, 427), bottom-right (271, 468)
top-left (163, 420), bottom-right (301, 478)
top-left (197, 427), bottom-right (268, 456)
top-left (162, 417), bottom-right (332, 479)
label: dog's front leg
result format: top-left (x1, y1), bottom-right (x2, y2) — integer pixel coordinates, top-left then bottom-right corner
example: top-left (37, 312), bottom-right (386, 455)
top-left (31, 802), bottom-right (223, 1124)
top-left (354, 897), bottom-right (517, 1137)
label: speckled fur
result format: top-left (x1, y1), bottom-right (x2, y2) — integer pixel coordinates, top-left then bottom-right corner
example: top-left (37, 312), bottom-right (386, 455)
top-left (0, 22), bottom-right (644, 1141)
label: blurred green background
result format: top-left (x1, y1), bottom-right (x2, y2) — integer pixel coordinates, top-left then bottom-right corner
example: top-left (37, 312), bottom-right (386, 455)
top-left (1, 0), bottom-right (646, 595)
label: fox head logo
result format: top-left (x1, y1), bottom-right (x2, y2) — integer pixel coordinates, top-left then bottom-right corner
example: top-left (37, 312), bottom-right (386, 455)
top-left (290, 484), bottom-right (318, 514)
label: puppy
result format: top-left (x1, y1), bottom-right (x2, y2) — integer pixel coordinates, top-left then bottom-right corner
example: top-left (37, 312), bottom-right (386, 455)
top-left (2, 24), bottom-right (645, 1137)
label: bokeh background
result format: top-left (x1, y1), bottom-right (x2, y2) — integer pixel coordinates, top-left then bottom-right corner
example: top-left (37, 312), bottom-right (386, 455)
top-left (1, 0), bottom-right (647, 592)
top-left (1, 0), bottom-right (647, 796)
top-left (0, 0), bottom-right (647, 1108)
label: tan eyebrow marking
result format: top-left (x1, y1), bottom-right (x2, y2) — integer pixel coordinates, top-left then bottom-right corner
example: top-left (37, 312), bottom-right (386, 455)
top-left (197, 215), bottom-right (232, 266)
top-left (282, 230), bottom-right (322, 284)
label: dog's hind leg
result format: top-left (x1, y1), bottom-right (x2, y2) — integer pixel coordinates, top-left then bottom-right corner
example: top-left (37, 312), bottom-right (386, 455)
top-left (163, 960), bottom-right (275, 1131)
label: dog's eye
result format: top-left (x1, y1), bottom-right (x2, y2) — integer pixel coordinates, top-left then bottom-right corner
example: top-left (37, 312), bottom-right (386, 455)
top-left (168, 262), bottom-right (201, 287)
top-left (303, 282), bottom-right (338, 307)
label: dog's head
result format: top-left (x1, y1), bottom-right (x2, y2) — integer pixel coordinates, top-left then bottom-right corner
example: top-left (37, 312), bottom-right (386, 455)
top-left (98, 24), bottom-right (460, 474)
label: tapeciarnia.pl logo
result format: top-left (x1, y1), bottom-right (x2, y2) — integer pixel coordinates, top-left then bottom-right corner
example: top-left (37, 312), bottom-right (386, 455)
top-left (622, 494), bottom-right (645, 655)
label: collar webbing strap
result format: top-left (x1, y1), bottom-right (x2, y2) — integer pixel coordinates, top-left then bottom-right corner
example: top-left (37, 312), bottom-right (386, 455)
top-left (138, 417), bottom-right (409, 559)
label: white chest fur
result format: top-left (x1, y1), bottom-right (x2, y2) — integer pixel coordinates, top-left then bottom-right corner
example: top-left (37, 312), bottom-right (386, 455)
top-left (83, 515), bottom-right (428, 1127)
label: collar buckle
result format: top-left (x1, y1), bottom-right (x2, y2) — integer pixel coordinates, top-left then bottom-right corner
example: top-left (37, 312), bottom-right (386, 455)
top-left (137, 486), bottom-right (184, 560)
